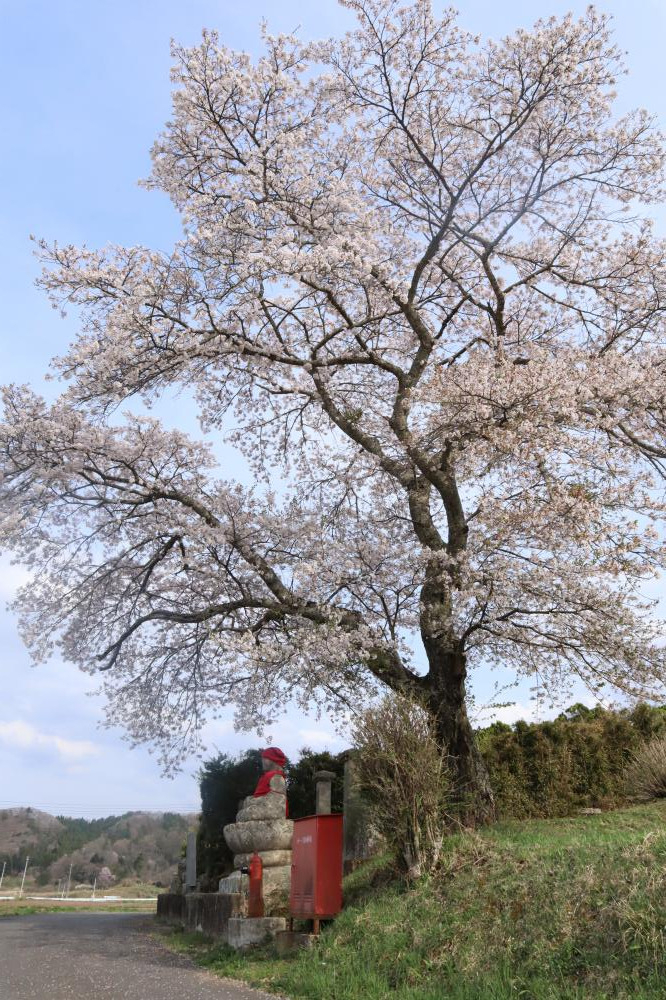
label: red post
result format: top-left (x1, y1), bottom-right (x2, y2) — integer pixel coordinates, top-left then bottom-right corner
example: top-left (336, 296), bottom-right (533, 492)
top-left (248, 852), bottom-right (264, 917)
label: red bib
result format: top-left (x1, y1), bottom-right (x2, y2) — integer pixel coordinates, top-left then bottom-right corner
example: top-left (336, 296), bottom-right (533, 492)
top-left (253, 768), bottom-right (288, 816)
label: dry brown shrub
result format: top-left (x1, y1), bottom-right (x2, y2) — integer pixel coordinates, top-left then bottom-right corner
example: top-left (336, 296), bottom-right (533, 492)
top-left (351, 694), bottom-right (450, 878)
top-left (625, 736), bottom-right (666, 800)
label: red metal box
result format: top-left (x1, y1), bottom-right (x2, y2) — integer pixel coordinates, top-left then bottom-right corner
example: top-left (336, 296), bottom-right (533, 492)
top-left (290, 814), bottom-right (343, 918)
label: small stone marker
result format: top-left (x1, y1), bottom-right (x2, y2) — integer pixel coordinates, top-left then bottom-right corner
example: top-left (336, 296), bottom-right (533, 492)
top-left (315, 770), bottom-right (336, 815)
top-left (342, 753), bottom-right (374, 873)
top-left (185, 830), bottom-right (197, 891)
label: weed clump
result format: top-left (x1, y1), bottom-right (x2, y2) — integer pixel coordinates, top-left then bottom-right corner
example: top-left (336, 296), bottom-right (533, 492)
top-left (625, 736), bottom-right (666, 800)
top-left (351, 695), bottom-right (450, 878)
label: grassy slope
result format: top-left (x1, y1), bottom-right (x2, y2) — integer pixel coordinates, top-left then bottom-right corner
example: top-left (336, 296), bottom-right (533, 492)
top-left (162, 801), bottom-right (666, 1000)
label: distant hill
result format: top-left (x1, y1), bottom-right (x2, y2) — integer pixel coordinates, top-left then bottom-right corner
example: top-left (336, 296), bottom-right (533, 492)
top-left (0, 807), bottom-right (197, 887)
top-left (0, 807), bottom-right (64, 856)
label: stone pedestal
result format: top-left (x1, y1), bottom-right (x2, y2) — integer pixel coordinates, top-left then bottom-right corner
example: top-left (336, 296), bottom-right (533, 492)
top-left (275, 930), bottom-right (316, 954)
top-left (227, 916), bottom-right (287, 950)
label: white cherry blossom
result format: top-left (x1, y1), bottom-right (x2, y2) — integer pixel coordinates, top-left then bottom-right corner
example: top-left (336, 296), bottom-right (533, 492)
top-left (2, 2), bottom-right (666, 819)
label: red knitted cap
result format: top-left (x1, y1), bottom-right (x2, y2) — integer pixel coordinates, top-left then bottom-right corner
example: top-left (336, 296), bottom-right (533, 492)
top-left (261, 747), bottom-right (287, 767)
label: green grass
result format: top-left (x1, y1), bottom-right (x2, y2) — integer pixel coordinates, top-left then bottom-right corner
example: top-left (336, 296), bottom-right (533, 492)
top-left (159, 801), bottom-right (666, 1000)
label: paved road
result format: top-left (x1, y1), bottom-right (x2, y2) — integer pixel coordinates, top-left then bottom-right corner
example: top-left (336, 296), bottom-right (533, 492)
top-left (0, 913), bottom-right (281, 1000)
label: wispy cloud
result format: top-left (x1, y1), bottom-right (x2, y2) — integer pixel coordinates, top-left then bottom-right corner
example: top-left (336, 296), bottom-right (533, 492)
top-left (0, 720), bottom-right (99, 761)
top-left (485, 703), bottom-right (538, 725)
top-left (297, 728), bottom-right (344, 751)
top-left (0, 559), bottom-right (31, 601)
top-left (479, 694), bottom-right (601, 727)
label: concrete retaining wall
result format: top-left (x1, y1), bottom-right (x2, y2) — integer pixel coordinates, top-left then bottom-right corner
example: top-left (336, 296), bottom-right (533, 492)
top-left (156, 892), bottom-right (243, 936)
top-left (156, 893), bottom-right (185, 924)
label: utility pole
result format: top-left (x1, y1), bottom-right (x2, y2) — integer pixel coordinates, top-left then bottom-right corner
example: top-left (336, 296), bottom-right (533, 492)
top-left (65, 863), bottom-right (73, 899)
top-left (91, 876), bottom-right (96, 900)
top-left (0, 861), bottom-right (6, 890)
top-left (19, 857), bottom-right (29, 897)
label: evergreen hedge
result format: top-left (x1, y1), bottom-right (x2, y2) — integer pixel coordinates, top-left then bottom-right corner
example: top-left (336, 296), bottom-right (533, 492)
top-left (478, 702), bottom-right (666, 818)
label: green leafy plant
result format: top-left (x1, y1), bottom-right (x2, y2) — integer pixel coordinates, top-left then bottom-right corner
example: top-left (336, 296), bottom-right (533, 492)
top-left (478, 704), bottom-right (666, 818)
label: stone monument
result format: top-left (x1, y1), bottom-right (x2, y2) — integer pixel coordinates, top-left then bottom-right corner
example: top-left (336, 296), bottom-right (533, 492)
top-left (185, 831), bottom-right (197, 892)
top-left (342, 751), bottom-right (379, 873)
top-left (169, 858), bottom-right (186, 895)
top-left (221, 747), bottom-right (293, 914)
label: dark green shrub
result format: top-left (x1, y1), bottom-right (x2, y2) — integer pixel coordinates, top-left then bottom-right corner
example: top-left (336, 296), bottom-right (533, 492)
top-left (287, 748), bottom-right (345, 819)
top-left (197, 749), bottom-right (263, 884)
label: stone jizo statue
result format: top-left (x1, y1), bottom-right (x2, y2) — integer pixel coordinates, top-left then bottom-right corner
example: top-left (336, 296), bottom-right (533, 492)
top-left (252, 746), bottom-right (288, 813)
top-left (221, 747), bottom-right (293, 913)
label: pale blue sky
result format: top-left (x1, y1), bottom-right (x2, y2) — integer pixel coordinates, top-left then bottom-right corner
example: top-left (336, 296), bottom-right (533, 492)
top-left (1, 0), bottom-right (665, 819)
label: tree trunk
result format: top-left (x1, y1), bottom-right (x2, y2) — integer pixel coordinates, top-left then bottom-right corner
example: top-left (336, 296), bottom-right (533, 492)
top-left (424, 646), bottom-right (496, 826)
top-left (418, 553), bottom-right (495, 826)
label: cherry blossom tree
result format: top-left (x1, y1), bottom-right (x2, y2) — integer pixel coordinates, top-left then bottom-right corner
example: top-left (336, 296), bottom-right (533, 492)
top-left (3, 0), bottom-right (666, 820)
